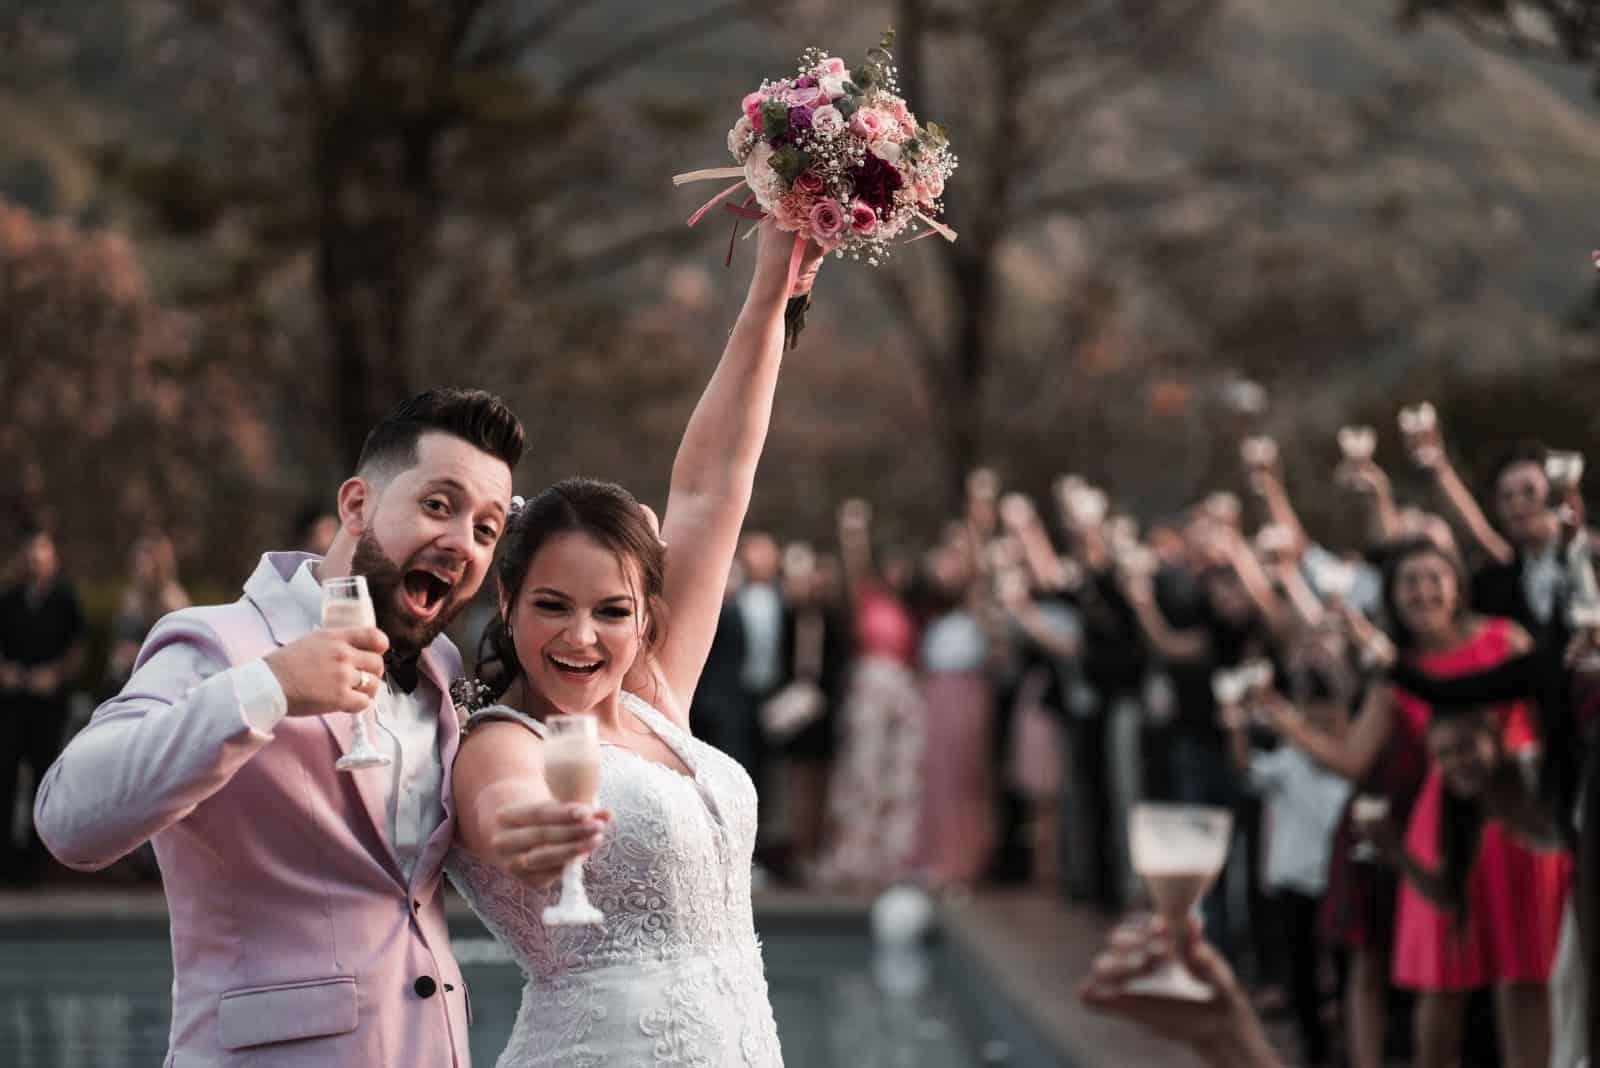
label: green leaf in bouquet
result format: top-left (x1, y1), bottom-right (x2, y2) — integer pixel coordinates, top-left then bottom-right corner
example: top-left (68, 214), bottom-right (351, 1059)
top-left (923, 121), bottom-right (949, 146)
top-left (852, 66), bottom-right (876, 89)
top-left (761, 99), bottom-right (790, 139)
top-left (770, 146), bottom-right (811, 184)
top-left (834, 94), bottom-right (859, 119)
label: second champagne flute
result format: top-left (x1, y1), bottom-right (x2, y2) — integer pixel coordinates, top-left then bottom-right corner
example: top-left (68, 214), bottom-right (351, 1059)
top-left (541, 713), bottom-right (605, 926)
top-left (1124, 803), bottom-right (1234, 1001)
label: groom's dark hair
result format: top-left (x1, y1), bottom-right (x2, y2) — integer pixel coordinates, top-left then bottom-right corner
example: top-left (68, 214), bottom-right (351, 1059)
top-left (357, 389), bottom-right (524, 479)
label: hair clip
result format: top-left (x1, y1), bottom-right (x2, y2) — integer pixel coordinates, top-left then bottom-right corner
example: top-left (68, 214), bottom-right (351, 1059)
top-left (509, 495), bottom-right (526, 518)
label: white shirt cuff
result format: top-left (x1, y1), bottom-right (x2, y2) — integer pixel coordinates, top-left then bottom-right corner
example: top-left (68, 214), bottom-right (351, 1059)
top-left (233, 659), bottom-right (288, 734)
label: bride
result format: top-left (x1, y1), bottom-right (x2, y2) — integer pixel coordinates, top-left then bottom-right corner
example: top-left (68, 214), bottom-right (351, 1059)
top-left (448, 221), bottom-right (824, 1067)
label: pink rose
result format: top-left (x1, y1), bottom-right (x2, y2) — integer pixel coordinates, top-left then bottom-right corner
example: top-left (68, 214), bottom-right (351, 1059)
top-left (742, 91), bottom-right (767, 124)
top-left (926, 173), bottom-right (945, 199)
top-left (848, 199), bottom-right (878, 235)
top-left (811, 104), bottom-right (845, 137)
top-left (821, 57), bottom-right (849, 78)
top-left (850, 107), bottom-right (889, 142)
top-left (889, 99), bottom-right (911, 128)
top-left (808, 198), bottom-right (847, 246)
top-left (794, 170), bottom-right (826, 195)
top-left (784, 84), bottom-right (825, 108)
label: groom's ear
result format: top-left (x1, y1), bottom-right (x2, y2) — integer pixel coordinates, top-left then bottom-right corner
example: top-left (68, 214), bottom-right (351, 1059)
top-left (336, 477), bottom-right (373, 536)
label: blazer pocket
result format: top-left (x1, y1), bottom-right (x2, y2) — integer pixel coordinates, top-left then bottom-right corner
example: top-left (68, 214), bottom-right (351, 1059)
top-left (218, 975), bottom-right (359, 1050)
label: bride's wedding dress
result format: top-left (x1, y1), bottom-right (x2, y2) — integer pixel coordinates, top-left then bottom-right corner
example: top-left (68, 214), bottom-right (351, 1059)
top-left (448, 692), bottom-right (784, 1067)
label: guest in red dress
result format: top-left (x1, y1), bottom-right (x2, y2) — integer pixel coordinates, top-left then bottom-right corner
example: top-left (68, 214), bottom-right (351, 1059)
top-left (1269, 539), bottom-right (1566, 1068)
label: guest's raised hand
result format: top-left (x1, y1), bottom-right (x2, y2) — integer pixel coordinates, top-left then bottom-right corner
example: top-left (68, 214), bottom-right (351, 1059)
top-left (489, 800), bottom-right (611, 889)
top-left (999, 492), bottom-right (1035, 531)
top-left (1079, 915), bottom-right (1277, 1067)
top-left (1337, 458), bottom-right (1391, 499)
top-left (263, 626), bottom-right (389, 717)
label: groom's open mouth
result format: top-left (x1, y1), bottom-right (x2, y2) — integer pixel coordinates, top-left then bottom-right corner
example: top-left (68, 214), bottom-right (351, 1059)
top-left (547, 653), bottom-right (605, 680)
top-left (400, 566), bottom-right (457, 620)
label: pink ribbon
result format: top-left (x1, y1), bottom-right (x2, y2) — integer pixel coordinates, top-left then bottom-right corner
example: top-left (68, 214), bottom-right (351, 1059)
top-left (687, 179), bottom-right (749, 228)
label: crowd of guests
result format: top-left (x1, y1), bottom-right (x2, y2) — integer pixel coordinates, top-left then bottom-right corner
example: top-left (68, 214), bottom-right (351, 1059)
top-left (691, 404), bottom-right (1594, 1068)
top-left (3, 404), bottom-right (1596, 1067)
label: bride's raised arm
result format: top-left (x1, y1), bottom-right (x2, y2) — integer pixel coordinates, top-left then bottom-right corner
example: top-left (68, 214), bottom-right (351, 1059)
top-left (650, 223), bottom-right (823, 725)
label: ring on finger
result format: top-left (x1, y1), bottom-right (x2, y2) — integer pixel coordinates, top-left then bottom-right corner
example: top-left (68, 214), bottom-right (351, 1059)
top-left (357, 670), bottom-right (372, 692)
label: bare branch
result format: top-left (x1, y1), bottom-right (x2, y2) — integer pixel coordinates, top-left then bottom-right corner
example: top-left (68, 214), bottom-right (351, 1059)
top-left (275, 0), bottom-right (328, 94)
top-left (515, 224), bottom-right (692, 293)
top-left (556, 2), bottom-right (749, 95)
top-left (463, 0), bottom-right (593, 66)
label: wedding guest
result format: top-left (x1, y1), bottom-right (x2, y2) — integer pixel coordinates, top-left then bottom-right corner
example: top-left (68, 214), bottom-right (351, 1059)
top-left (816, 499), bottom-right (924, 891)
top-left (106, 530), bottom-right (192, 690)
top-left (735, 530), bottom-right (785, 817)
top-left (0, 525), bottom-right (85, 883)
top-left (293, 503), bottom-right (341, 556)
top-left (774, 541), bottom-right (850, 879)
top-left (1224, 673), bottom-right (1352, 1067)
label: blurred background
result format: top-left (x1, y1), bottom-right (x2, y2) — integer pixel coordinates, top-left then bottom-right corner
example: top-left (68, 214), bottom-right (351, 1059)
top-left (4, 1), bottom-right (1600, 1066)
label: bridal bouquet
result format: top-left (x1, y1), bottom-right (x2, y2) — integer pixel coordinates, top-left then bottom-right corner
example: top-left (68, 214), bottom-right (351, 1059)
top-left (675, 32), bottom-right (958, 339)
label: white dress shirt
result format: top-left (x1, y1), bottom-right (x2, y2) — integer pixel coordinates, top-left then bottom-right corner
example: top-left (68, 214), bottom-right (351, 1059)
top-left (1522, 542), bottom-right (1562, 625)
top-left (736, 582), bottom-right (785, 693)
top-left (233, 561), bottom-right (446, 883)
top-left (1248, 745), bottom-right (1351, 896)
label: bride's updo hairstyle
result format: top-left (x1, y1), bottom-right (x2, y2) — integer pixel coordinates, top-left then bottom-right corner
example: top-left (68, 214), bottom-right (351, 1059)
top-left (477, 477), bottom-right (668, 705)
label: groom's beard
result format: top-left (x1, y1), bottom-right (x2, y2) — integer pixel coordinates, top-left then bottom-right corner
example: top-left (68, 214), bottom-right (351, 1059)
top-left (349, 528), bottom-right (470, 656)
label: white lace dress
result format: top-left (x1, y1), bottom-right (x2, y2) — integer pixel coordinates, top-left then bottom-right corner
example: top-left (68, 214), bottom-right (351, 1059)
top-left (447, 694), bottom-right (784, 1068)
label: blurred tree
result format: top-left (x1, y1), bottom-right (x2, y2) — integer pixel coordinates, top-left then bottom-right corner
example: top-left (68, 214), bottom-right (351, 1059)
top-left (1397, 2), bottom-right (1600, 72)
top-left (0, 196), bottom-right (280, 583)
top-left (873, 0), bottom-right (1221, 505)
top-left (99, 0), bottom-right (755, 468)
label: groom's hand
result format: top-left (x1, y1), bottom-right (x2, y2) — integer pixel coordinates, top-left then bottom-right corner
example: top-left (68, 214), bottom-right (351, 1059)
top-left (264, 627), bottom-right (389, 717)
top-left (490, 801), bottom-right (610, 888)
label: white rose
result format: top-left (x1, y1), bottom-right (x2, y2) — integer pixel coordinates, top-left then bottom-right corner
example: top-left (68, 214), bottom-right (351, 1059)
top-left (819, 73), bottom-right (850, 100)
top-left (743, 142), bottom-right (782, 207)
top-left (727, 115), bottom-right (754, 159)
top-left (872, 140), bottom-right (902, 164)
top-left (811, 105), bottom-right (845, 138)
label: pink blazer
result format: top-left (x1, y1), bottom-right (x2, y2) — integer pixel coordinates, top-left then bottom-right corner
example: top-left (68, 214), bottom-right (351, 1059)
top-left (35, 552), bottom-right (472, 1067)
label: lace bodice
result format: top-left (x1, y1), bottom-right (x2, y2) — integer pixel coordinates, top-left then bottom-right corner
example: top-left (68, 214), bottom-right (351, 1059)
top-left (447, 693), bottom-right (782, 1067)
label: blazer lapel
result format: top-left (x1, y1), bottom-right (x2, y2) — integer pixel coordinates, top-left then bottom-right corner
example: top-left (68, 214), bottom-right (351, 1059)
top-left (240, 552), bottom-right (408, 884)
top-left (322, 711), bottom-right (405, 882)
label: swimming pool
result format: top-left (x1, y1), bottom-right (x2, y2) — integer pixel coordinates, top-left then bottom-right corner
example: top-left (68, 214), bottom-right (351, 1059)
top-left (0, 914), bottom-right (1070, 1067)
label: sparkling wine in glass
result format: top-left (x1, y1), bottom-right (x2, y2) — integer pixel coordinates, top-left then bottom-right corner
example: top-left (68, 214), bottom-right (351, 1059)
top-left (1124, 804), bottom-right (1234, 1001)
top-left (541, 713), bottom-right (605, 926)
top-left (320, 576), bottom-right (390, 772)
top-left (1398, 403), bottom-right (1440, 467)
top-left (1350, 794), bottom-right (1390, 863)
top-left (1337, 425), bottom-right (1377, 463)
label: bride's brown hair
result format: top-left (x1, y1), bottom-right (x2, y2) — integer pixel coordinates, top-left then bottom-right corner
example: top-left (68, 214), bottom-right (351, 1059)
top-left (476, 477), bottom-right (667, 706)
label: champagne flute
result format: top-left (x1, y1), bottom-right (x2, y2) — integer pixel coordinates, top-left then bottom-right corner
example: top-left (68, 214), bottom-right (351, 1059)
top-left (1124, 804), bottom-right (1234, 1001)
top-left (541, 713), bottom-right (605, 926)
top-left (1337, 425), bottom-right (1377, 464)
top-left (1398, 403), bottom-right (1440, 467)
top-left (1350, 795), bottom-right (1390, 863)
top-left (320, 576), bottom-right (390, 772)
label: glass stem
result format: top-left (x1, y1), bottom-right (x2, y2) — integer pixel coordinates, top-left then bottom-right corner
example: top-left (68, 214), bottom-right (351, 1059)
top-left (561, 856), bottom-right (589, 907)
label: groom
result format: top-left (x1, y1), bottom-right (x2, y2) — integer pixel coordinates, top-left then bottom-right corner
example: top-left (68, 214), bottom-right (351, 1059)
top-left (36, 390), bottom-right (589, 1066)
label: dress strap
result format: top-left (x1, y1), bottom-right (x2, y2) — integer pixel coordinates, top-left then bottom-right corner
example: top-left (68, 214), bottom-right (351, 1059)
top-left (462, 704), bottom-right (548, 739)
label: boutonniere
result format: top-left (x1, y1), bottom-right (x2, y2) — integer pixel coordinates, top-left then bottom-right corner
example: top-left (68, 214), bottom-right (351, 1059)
top-left (449, 676), bottom-right (493, 721)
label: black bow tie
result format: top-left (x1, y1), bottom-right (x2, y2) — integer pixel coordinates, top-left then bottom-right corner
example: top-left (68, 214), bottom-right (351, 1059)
top-left (384, 652), bottom-right (421, 695)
